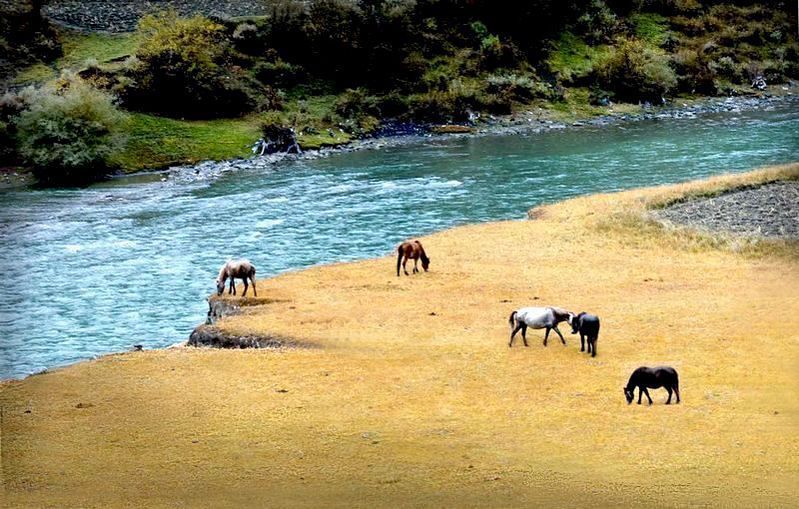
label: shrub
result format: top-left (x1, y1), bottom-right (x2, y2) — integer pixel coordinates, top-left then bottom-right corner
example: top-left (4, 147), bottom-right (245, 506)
top-left (122, 10), bottom-right (259, 118)
top-left (253, 60), bottom-right (307, 89)
top-left (577, 0), bottom-right (620, 44)
top-left (14, 75), bottom-right (126, 184)
top-left (334, 88), bottom-right (380, 119)
top-left (672, 47), bottom-right (718, 94)
top-left (485, 73), bottom-right (558, 102)
top-left (334, 88), bottom-right (381, 136)
top-left (595, 37), bottom-right (677, 102)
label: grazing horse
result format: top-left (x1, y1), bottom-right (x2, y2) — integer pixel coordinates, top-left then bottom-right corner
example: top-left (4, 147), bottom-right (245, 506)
top-left (396, 240), bottom-right (430, 277)
top-left (570, 312), bottom-right (600, 357)
top-left (216, 259), bottom-right (257, 297)
top-left (624, 366), bottom-right (680, 405)
top-left (508, 306), bottom-right (575, 347)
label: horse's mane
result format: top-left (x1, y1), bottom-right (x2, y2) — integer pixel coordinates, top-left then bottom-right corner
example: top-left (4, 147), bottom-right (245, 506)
top-left (414, 240), bottom-right (429, 262)
top-left (549, 306), bottom-right (572, 319)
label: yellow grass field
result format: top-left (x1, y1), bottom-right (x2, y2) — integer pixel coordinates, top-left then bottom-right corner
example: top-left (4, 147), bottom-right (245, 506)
top-left (2, 164), bottom-right (798, 508)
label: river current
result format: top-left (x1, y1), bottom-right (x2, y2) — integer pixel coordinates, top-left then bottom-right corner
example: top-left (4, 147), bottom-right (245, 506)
top-left (1, 100), bottom-right (797, 378)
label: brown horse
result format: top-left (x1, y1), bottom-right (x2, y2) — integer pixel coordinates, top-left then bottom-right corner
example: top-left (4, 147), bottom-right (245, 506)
top-left (216, 259), bottom-right (257, 297)
top-left (396, 240), bottom-right (430, 276)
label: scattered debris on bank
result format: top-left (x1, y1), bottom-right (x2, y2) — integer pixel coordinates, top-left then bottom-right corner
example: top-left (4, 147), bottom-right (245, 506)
top-left (654, 180), bottom-right (799, 239)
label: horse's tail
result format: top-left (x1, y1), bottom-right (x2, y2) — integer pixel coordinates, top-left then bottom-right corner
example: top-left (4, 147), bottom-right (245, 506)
top-left (508, 310), bottom-right (517, 328)
top-left (396, 245), bottom-right (403, 277)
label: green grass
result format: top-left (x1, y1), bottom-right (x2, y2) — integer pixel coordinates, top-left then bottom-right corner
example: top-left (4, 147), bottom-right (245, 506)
top-left (14, 30), bottom-right (140, 85)
top-left (630, 13), bottom-right (670, 46)
top-left (546, 32), bottom-right (611, 82)
top-left (57, 30), bottom-right (140, 69)
top-left (12, 62), bottom-right (56, 85)
top-left (112, 113), bottom-right (262, 171)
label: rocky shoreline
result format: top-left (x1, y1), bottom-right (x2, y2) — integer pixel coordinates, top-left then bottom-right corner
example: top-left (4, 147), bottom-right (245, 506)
top-left (653, 180), bottom-right (799, 239)
top-left (42, 0), bottom-right (273, 33)
top-left (158, 92), bottom-right (798, 183)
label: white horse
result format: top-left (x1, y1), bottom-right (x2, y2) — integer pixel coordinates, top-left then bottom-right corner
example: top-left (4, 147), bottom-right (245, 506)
top-left (216, 259), bottom-right (257, 297)
top-left (508, 306), bottom-right (575, 347)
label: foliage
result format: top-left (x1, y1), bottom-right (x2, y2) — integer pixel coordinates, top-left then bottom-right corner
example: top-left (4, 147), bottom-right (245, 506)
top-left (577, 0), bottom-right (620, 44)
top-left (0, 0), bottom-right (61, 81)
top-left (122, 10), bottom-right (260, 118)
top-left (253, 60), bottom-right (307, 89)
top-left (14, 75), bottom-right (126, 184)
top-left (111, 113), bottom-right (262, 171)
top-left (595, 37), bottom-right (677, 101)
top-left (486, 73), bottom-right (559, 102)
top-left (546, 32), bottom-right (612, 84)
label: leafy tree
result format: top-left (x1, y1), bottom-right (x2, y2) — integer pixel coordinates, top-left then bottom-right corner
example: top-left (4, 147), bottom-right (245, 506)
top-left (15, 74), bottom-right (126, 184)
top-left (595, 37), bottom-right (677, 101)
top-left (123, 10), bottom-right (259, 118)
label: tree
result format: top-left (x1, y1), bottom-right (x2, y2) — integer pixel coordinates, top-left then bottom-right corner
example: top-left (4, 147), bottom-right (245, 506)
top-left (15, 74), bottom-right (126, 184)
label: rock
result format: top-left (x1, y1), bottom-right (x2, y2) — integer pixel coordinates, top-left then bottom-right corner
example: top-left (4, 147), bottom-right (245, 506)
top-left (188, 324), bottom-right (291, 349)
top-left (431, 124), bottom-right (473, 134)
top-left (752, 75), bottom-right (767, 91)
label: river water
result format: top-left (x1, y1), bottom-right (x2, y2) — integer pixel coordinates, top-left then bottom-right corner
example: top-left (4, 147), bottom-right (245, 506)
top-left (1, 101), bottom-right (797, 379)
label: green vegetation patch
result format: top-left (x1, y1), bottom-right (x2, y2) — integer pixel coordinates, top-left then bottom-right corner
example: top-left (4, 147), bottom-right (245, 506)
top-left (14, 30), bottom-right (139, 86)
top-left (547, 32), bottom-right (611, 82)
top-left (630, 13), bottom-right (670, 46)
top-left (112, 113), bottom-right (261, 171)
top-left (58, 31), bottom-right (140, 69)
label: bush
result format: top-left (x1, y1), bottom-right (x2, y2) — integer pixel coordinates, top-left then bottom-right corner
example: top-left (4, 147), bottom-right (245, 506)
top-left (334, 88), bottom-right (381, 135)
top-left (595, 37), bottom-right (677, 102)
top-left (122, 10), bottom-right (259, 118)
top-left (485, 73), bottom-right (558, 102)
top-left (253, 60), bottom-right (307, 89)
top-left (577, 0), bottom-right (620, 44)
top-left (14, 75), bottom-right (126, 184)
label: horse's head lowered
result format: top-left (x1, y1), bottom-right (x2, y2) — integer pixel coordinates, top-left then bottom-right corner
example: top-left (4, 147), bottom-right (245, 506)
top-left (623, 387), bottom-right (634, 404)
top-left (215, 265), bottom-right (228, 295)
top-left (569, 312), bottom-right (583, 334)
top-left (421, 255), bottom-right (430, 272)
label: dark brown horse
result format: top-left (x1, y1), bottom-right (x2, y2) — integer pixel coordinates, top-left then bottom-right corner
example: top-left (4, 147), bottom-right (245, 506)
top-left (624, 366), bottom-right (680, 405)
top-left (396, 240), bottom-right (430, 276)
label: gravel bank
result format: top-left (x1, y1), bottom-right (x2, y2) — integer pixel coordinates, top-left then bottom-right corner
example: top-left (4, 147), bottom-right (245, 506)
top-left (654, 180), bottom-right (799, 239)
top-left (42, 0), bottom-right (273, 32)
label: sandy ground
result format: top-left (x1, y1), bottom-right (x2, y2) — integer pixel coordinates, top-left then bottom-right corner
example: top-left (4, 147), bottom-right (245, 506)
top-left (1, 164), bottom-right (798, 508)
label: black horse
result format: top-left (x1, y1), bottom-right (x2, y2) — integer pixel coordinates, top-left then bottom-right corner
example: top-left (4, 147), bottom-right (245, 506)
top-left (570, 312), bottom-right (600, 357)
top-left (624, 366), bottom-right (680, 405)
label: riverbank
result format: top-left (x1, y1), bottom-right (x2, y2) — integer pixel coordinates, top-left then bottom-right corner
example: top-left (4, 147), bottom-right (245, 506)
top-left (157, 92), bottom-right (797, 182)
top-left (2, 164), bottom-right (797, 507)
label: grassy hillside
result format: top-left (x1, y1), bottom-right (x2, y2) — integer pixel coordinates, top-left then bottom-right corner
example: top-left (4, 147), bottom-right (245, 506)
top-left (4, 2), bottom-right (796, 175)
top-left (2, 164), bottom-right (797, 507)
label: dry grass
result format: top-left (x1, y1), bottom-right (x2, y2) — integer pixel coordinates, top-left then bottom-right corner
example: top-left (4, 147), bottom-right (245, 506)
top-left (2, 164), bottom-right (798, 508)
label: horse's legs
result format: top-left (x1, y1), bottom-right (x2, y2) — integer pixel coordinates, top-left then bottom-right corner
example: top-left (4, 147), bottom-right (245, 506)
top-left (637, 387), bottom-right (643, 405)
top-left (643, 388), bottom-right (653, 405)
top-left (402, 258), bottom-right (409, 276)
top-left (242, 278), bottom-right (249, 297)
top-left (580, 333), bottom-right (585, 352)
top-left (674, 384), bottom-right (681, 404)
top-left (250, 275), bottom-right (257, 297)
top-left (543, 327), bottom-right (551, 346)
top-left (553, 326), bottom-right (566, 345)
top-left (521, 324), bottom-right (528, 347)
top-left (509, 323), bottom-right (522, 347)
top-left (229, 278), bottom-right (236, 295)
top-left (665, 386), bottom-right (673, 404)
top-left (413, 258), bottom-right (419, 274)
top-left (590, 337), bottom-right (597, 357)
